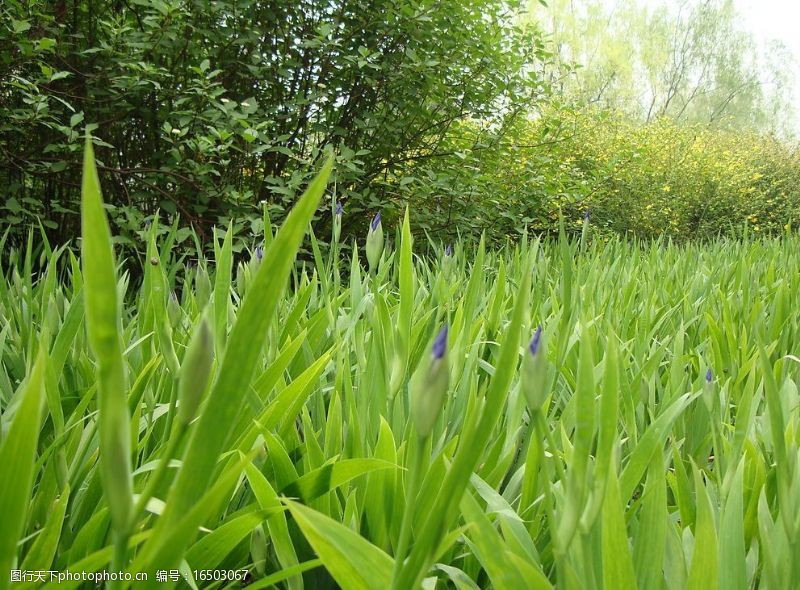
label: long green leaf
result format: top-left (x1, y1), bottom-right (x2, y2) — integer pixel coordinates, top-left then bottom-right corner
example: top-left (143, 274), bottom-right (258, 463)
top-left (686, 465), bottom-right (718, 590)
top-left (601, 462), bottom-right (637, 590)
top-left (286, 500), bottom-right (393, 590)
top-left (81, 136), bottom-right (132, 536)
top-left (134, 156), bottom-right (333, 581)
top-left (0, 349), bottom-right (47, 590)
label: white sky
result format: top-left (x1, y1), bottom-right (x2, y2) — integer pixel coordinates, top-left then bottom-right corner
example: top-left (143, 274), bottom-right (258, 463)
top-left (737, 0), bottom-right (800, 62)
top-left (735, 0), bottom-right (800, 128)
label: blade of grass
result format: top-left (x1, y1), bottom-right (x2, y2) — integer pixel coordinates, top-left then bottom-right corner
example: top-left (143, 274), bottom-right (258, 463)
top-left (0, 348), bottom-right (47, 590)
top-left (132, 156), bottom-right (333, 582)
top-left (80, 136), bottom-right (133, 579)
top-left (286, 500), bottom-right (394, 590)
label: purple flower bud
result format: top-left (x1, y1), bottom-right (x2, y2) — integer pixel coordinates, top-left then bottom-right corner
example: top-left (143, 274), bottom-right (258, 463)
top-left (705, 368), bottom-right (712, 383)
top-left (255, 245), bottom-right (264, 261)
top-left (335, 201), bottom-right (344, 216)
top-left (432, 325), bottom-right (448, 360)
top-left (412, 324), bottom-right (451, 437)
top-left (371, 211), bottom-right (381, 231)
top-left (444, 245), bottom-right (453, 257)
top-left (584, 209), bottom-right (591, 221)
top-left (529, 326), bottom-right (542, 356)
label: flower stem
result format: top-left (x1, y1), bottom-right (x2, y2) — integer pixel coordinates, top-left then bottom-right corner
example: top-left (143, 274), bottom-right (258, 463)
top-left (391, 434), bottom-right (426, 589)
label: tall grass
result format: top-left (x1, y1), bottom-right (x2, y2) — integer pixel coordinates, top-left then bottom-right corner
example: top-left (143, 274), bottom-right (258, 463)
top-left (0, 144), bottom-right (799, 588)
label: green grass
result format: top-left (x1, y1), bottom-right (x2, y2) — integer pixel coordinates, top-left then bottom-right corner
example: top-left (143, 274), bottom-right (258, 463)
top-left (0, 144), bottom-right (799, 589)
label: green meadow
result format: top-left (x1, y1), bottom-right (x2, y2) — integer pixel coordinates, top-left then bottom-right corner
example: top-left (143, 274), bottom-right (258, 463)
top-left (4, 0), bottom-right (800, 586)
top-left (0, 144), bottom-right (799, 589)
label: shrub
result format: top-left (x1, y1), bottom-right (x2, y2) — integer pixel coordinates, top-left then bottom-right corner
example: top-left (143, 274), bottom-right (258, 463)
top-left (0, 0), bottom-right (547, 252)
top-left (393, 108), bottom-right (800, 243)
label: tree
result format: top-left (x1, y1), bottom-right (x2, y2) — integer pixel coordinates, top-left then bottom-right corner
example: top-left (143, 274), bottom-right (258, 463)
top-left (0, 0), bottom-right (549, 247)
top-left (529, 0), bottom-right (796, 135)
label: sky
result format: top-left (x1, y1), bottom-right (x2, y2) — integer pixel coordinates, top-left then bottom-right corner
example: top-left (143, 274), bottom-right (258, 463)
top-left (733, 0), bottom-right (800, 126)
top-left (737, 0), bottom-right (800, 65)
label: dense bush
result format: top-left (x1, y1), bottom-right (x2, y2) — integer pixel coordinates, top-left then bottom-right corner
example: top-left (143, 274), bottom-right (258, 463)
top-left (2, 1), bottom-right (798, 252)
top-left (559, 111), bottom-right (800, 239)
top-left (0, 0), bottom-right (548, 250)
top-left (402, 109), bottom-right (800, 243)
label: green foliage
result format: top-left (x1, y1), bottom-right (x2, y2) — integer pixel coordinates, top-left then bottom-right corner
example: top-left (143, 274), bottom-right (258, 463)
top-left (2, 149), bottom-right (800, 588)
top-left (3, 0), bottom-right (798, 249)
top-left (0, 0), bottom-right (546, 250)
top-left (80, 136), bottom-right (133, 579)
top-left (529, 0), bottom-right (797, 136)
top-left (407, 108), bottom-right (800, 242)
top-left (0, 349), bottom-right (46, 590)
top-left (553, 111), bottom-right (800, 239)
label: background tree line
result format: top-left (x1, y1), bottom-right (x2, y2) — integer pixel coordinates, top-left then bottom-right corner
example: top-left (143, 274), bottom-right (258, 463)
top-left (1, 0), bottom-right (798, 251)
top-left (531, 0), bottom-right (796, 135)
top-left (1, 0), bottom-right (548, 248)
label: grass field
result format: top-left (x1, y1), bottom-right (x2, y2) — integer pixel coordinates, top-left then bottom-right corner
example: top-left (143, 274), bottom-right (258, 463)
top-left (1, 144), bottom-right (799, 589)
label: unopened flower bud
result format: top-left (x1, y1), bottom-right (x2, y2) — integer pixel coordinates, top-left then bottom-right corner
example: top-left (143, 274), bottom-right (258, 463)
top-left (410, 325), bottom-right (450, 438)
top-left (366, 211), bottom-right (383, 272)
top-left (702, 367), bottom-right (714, 412)
top-left (522, 326), bottom-right (549, 412)
top-left (442, 244), bottom-right (455, 277)
top-left (333, 202), bottom-right (343, 242)
top-left (195, 263), bottom-right (211, 306)
top-left (177, 313), bottom-right (214, 426)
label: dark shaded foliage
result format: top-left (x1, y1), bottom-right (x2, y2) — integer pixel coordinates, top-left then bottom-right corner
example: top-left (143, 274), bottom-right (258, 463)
top-left (1, 0), bottom-right (547, 251)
